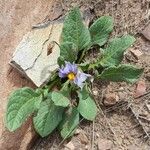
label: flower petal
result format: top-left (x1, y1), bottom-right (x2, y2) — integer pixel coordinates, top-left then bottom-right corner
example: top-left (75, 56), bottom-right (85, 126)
top-left (71, 63), bottom-right (78, 74)
top-left (74, 72), bottom-right (91, 89)
top-left (74, 77), bottom-right (84, 89)
top-left (59, 62), bottom-right (78, 78)
top-left (58, 68), bottom-right (66, 78)
top-left (65, 62), bottom-right (77, 74)
top-left (78, 72), bottom-right (91, 82)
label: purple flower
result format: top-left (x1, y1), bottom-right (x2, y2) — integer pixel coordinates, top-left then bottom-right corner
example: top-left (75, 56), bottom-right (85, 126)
top-left (59, 62), bottom-right (91, 89)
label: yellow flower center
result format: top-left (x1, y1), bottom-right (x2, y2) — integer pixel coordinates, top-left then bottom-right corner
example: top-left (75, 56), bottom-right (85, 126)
top-left (67, 72), bottom-right (75, 80)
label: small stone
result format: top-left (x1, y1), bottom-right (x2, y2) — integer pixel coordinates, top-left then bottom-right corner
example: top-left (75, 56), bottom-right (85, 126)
top-left (96, 133), bottom-right (100, 138)
top-left (130, 49), bottom-right (143, 59)
top-left (74, 129), bottom-right (81, 135)
top-left (93, 90), bottom-right (98, 96)
top-left (103, 93), bottom-right (119, 106)
top-left (134, 80), bottom-right (146, 98)
top-left (141, 23), bottom-right (150, 41)
top-left (65, 141), bottom-right (75, 150)
top-left (118, 87), bottom-right (124, 91)
top-left (97, 139), bottom-right (113, 150)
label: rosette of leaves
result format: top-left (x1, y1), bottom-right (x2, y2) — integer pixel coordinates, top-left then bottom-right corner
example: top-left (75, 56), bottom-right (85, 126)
top-left (5, 7), bottom-right (143, 139)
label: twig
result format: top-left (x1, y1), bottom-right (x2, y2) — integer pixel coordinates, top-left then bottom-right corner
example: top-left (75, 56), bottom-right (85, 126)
top-left (138, 116), bottom-right (150, 122)
top-left (91, 121), bottom-right (95, 150)
top-left (96, 103), bottom-right (121, 147)
top-left (105, 101), bottom-right (128, 113)
top-left (145, 102), bottom-right (150, 112)
top-left (128, 105), bottom-right (150, 139)
top-left (128, 123), bottom-right (140, 131)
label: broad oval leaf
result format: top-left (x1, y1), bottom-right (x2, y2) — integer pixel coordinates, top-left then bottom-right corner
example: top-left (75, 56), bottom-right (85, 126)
top-left (51, 91), bottom-right (70, 107)
top-left (89, 16), bottom-right (113, 46)
top-left (78, 85), bottom-right (89, 100)
top-left (78, 94), bottom-right (97, 121)
top-left (60, 107), bottom-right (79, 139)
top-left (33, 99), bottom-right (64, 137)
top-left (100, 35), bottom-right (136, 67)
top-left (60, 42), bottom-right (78, 63)
top-left (6, 87), bottom-right (42, 131)
top-left (61, 7), bottom-right (91, 51)
top-left (100, 64), bottom-right (143, 83)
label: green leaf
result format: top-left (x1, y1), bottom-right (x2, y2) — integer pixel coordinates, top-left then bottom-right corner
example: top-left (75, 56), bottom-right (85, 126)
top-left (6, 87), bottom-right (42, 131)
top-left (57, 56), bottom-right (65, 66)
top-left (61, 7), bottom-right (91, 51)
top-left (99, 64), bottom-right (143, 83)
top-left (33, 99), bottom-right (64, 137)
top-left (60, 80), bottom-right (70, 98)
top-left (78, 85), bottom-right (89, 100)
top-left (60, 107), bottom-right (79, 139)
top-left (60, 42), bottom-right (78, 63)
top-left (100, 35), bottom-right (136, 67)
top-left (78, 94), bottom-right (97, 121)
top-left (51, 91), bottom-right (70, 107)
top-left (35, 88), bottom-right (48, 98)
top-left (89, 16), bottom-right (113, 46)
top-left (79, 62), bottom-right (90, 71)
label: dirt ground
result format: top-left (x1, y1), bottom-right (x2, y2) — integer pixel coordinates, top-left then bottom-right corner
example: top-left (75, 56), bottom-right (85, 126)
top-left (0, 0), bottom-right (150, 150)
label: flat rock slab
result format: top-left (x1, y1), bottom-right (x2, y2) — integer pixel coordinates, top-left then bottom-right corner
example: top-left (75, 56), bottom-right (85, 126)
top-left (10, 23), bottom-right (63, 87)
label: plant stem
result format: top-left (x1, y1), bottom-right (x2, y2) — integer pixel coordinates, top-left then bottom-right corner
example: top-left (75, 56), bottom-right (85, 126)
top-left (77, 50), bottom-right (86, 63)
top-left (48, 76), bottom-right (60, 92)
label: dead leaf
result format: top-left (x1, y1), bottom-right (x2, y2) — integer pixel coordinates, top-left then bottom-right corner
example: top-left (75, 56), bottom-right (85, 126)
top-left (97, 138), bottom-right (113, 150)
top-left (47, 42), bottom-right (55, 56)
top-left (64, 141), bottom-right (75, 150)
top-left (103, 93), bottom-right (119, 106)
top-left (77, 131), bottom-right (89, 145)
top-left (141, 23), bottom-right (150, 41)
top-left (130, 49), bottom-right (143, 59)
top-left (134, 80), bottom-right (146, 98)
top-left (65, 129), bottom-right (90, 150)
